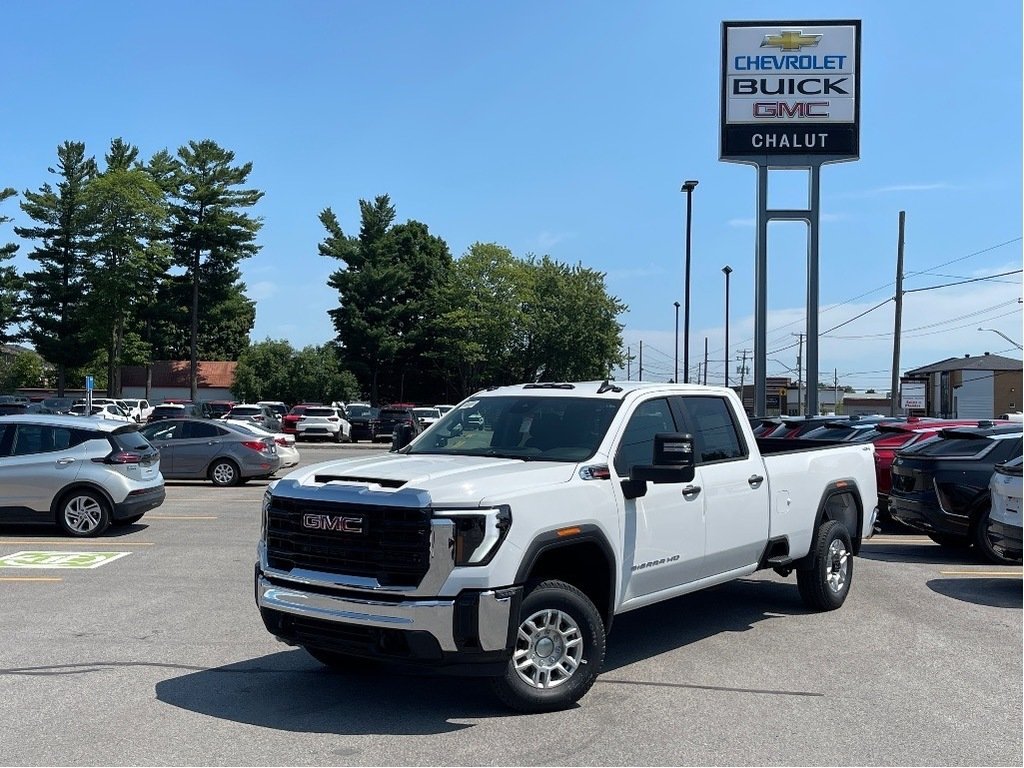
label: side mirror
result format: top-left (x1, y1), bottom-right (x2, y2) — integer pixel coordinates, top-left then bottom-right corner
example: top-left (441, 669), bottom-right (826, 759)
top-left (391, 423), bottom-right (415, 451)
top-left (622, 433), bottom-right (696, 499)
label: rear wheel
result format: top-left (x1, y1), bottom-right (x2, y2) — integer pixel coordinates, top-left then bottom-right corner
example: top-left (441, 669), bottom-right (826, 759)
top-left (973, 503), bottom-right (1015, 563)
top-left (490, 580), bottom-right (605, 713)
top-left (209, 459), bottom-right (240, 487)
top-left (797, 520), bottom-right (853, 611)
top-left (56, 489), bottom-right (111, 537)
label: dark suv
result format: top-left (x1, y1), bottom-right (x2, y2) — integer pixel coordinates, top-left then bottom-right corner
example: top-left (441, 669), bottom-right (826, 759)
top-left (347, 405), bottom-right (381, 442)
top-left (889, 423), bottom-right (1023, 562)
top-left (374, 406), bottom-right (422, 443)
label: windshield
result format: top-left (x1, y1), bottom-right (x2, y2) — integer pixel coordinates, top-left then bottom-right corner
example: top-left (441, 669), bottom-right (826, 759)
top-left (347, 405), bottom-right (375, 418)
top-left (413, 408), bottom-right (441, 419)
top-left (407, 395), bottom-right (621, 462)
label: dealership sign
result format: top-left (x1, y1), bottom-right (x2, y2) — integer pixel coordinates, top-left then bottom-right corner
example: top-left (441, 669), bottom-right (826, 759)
top-left (901, 379), bottom-right (927, 410)
top-left (721, 20), bottom-right (861, 160)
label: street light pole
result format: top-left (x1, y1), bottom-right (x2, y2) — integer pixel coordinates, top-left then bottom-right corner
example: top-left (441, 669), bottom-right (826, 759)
top-left (673, 301), bottom-right (680, 383)
top-left (978, 327), bottom-right (1023, 350)
top-left (722, 265), bottom-right (732, 387)
top-left (681, 180), bottom-right (699, 383)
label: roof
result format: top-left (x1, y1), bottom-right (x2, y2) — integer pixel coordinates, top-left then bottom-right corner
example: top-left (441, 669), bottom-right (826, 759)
top-left (0, 413), bottom-right (128, 431)
top-left (906, 353), bottom-right (1023, 376)
top-left (120, 361), bottom-right (237, 389)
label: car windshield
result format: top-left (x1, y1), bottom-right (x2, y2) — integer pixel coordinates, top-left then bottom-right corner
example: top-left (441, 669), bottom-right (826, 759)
top-left (914, 434), bottom-right (997, 458)
top-left (407, 395), bottom-right (621, 462)
top-left (414, 408), bottom-right (440, 419)
top-left (231, 407), bottom-right (260, 415)
top-left (347, 405), bottom-right (375, 418)
top-left (379, 409), bottom-right (410, 420)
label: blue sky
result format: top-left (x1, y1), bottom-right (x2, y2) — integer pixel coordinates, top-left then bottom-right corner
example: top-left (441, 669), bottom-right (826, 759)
top-left (2, 0), bottom-right (1021, 389)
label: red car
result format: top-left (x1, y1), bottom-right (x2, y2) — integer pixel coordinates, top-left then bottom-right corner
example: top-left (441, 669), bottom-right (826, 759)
top-left (281, 403), bottom-right (322, 434)
top-left (864, 419), bottom-right (1009, 513)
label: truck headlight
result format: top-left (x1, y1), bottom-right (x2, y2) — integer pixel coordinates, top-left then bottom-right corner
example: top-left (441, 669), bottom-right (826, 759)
top-left (438, 507), bottom-right (512, 566)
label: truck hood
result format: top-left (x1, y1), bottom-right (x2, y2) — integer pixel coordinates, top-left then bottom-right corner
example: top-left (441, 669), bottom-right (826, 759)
top-left (276, 452), bottom-right (579, 505)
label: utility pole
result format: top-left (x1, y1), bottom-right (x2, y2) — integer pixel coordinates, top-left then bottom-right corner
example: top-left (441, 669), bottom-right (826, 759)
top-left (626, 346), bottom-right (631, 380)
top-left (639, 340), bottom-right (644, 382)
top-left (890, 210), bottom-right (906, 416)
top-left (792, 333), bottom-right (804, 415)
top-left (703, 337), bottom-right (709, 385)
top-left (834, 368), bottom-right (839, 415)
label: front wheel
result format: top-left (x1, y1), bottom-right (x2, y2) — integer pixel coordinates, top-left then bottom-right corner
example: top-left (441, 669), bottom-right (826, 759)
top-left (490, 580), bottom-right (605, 713)
top-left (796, 520), bottom-right (853, 611)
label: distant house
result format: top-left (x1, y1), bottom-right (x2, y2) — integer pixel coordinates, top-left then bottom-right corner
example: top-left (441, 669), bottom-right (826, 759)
top-left (904, 353), bottom-right (1023, 419)
top-left (119, 361), bottom-right (237, 403)
top-left (842, 392), bottom-right (892, 417)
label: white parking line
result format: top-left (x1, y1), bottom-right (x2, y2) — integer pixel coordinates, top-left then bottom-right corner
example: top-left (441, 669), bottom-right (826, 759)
top-left (939, 570), bottom-right (1023, 578)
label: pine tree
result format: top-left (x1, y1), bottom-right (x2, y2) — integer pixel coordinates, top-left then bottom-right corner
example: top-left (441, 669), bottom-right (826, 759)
top-left (0, 187), bottom-right (22, 343)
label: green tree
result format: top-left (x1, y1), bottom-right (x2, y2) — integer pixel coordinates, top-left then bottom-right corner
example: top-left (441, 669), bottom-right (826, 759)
top-left (290, 344), bottom-right (361, 404)
top-left (321, 195), bottom-right (452, 404)
top-left (15, 141), bottom-right (98, 395)
top-left (167, 140), bottom-right (262, 399)
top-left (0, 187), bottom-right (22, 343)
top-left (231, 339), bottom-right (295, 403)
top-left (0, 349), bottom-right (46, 391)
top-left (85, 138), bottom-right (170, 395)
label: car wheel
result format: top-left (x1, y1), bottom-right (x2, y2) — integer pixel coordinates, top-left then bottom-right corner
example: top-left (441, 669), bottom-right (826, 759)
top-left (334, 429), bottom-right (343, 443)
top-left (972, 503), bottom-right (1015, 564)
top-left (111, 513), bottom-right (145, 527)
top-left (56, 489), bottom-right (111, 537)
top-left (209, 459), bottom-right (241, 487)
top-left (796, 520), bottom-right (853, 611)
top-left (490, 580), bottom-right (605, 713)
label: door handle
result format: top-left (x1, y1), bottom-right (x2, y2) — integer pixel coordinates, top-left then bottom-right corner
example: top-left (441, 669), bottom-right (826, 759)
top-left (748, 474), bottom-right (765, 488)
top-left (681, 485), bottom-right (702, 497)
top-left (56, 458), bottom-right (75, 466)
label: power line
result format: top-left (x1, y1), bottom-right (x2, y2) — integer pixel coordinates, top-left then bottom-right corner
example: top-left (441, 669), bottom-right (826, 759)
top-left (904, 268), bottom-right (1023, 294)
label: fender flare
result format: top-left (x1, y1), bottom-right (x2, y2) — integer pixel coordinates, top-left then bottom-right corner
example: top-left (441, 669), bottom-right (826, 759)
top-left (814, 479), bottom-right (865, 554)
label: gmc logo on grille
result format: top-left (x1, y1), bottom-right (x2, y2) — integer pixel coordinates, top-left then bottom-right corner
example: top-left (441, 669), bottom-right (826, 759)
top-left (302, 513), bottom-right (364, 534)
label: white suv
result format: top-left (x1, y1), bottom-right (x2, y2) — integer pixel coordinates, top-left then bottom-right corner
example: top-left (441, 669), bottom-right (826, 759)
top-left (294, 406), bottom-right (351, 442)
top-left (0, 415), bottom-right (165, 537)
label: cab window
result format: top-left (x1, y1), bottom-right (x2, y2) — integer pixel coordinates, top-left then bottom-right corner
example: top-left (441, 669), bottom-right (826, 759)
top-left (678, 396), bottom-right (747, 464)
top-left (613, 398), bottom-right (677, 477)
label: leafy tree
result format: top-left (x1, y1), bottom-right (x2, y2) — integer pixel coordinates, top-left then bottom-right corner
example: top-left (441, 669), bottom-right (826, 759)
top-left (15, 141), bottom-right (98, 395)
top-left (231, 339), bottom-right (296, 403)
top-left (290, 344), bottom-right (361, 404)
top-left (321, 195), bottom-right (452, 404)
top-left (85, 138), bottom-right (170, 395)
top-left (0, 349), bottom-right (46, 391)
top-left (0, 187), bottom-right (21, 343)
top-left (167, 140), bottom-right (262, 399)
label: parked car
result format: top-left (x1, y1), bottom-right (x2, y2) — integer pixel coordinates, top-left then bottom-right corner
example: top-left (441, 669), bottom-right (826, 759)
top-left (374, 406), bottom-right (422, 442)
top-left (257, 401), bottom-right (289, 420)
top-left (889, 424), bottom-right (1023, 562)
top-left (224, 404), bottom-right (282, 432)
top-left (281, 404), bottom-right (320, 435)
top-left (758, 415), bottom-right (842, 438)
top-left (294, 406), bottom-right (351, 442)
top-left (70, 403), bottom-right (133, 422)
top-left (435, 404), bottom-right (456, 416)
top-left (222, 419), bottom-right (300, 469)
top-left (121, 398), bottom-right (153, 422)
top-left (150, 402), bottom-right (213, 422)
top-left (139, 418), bottom-right (282, 486)
top-left (207, 400), bottom-right (237, 419)
top-left (987, 455), bottom-right (1023, 562)
top-left (0, 414), bottom-right (164, 536)
top-left (412, 407), bottom-right (442, 429)
top-left (347, 405), bottom-right (381, 442)
top-left (0, 403), bottom-right (28, 416)
top-left (39, 397), bottom-right (77, 415)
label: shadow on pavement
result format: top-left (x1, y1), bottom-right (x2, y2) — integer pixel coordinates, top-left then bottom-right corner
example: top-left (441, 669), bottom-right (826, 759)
top-left (0, 523), bottom-right (149, 539)
top-left (926, 577), bottom-right (1023, 609)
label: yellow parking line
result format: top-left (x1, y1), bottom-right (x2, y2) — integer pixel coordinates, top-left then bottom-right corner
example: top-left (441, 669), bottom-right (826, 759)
top-left (0, 577), bottom-right (63, 582)
top-left (145, 515), bottom-right (217, 520)
top-left (0, 540), bottom-right (154, 546)
top-left (939, 570), bottom-right (1023, 577)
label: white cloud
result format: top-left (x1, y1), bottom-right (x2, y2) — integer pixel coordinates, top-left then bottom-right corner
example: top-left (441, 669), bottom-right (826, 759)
top-left (247, 281), bottom-right (279, 301)
top-left (858, 182), bottom-right (957, 196)
top-left (534, 231), bottom-right (574, 250)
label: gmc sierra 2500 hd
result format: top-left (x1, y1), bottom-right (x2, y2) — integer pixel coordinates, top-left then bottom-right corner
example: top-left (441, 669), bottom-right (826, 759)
top-left (256, 381), bottom-right (877, 712)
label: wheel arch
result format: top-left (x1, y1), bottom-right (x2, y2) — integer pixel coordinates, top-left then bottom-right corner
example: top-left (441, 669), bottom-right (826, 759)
top-left (814, 480), bottom-right (864, 555)
top-left (50, 481), bottom-right (116, 522)
top-left (514, 525), bottom-right (617, 631)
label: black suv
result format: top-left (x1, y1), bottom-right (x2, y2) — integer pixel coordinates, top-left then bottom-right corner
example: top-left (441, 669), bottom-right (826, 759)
top-left (347, 405), bottom-right (381, 442)
top-left (889, 423), bottom-right (1023, 562)
top-left (374, 407), bottom-right (422, 443)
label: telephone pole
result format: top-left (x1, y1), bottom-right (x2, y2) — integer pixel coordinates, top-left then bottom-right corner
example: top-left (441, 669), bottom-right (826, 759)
top-left (890, 210), bottom-right (906, 416)
top-left (626, 346), bottom-right (631, 380)
top-left (792, 333), bottom-right (804, 415)
top-left (703, 337), bottom-right (709, 385)
top-left (639, 340), bottom-right (644, 382)
top-left (834, 368), bottom-right (839, 415)
top-left (737, 349), bottom-right (750, 412)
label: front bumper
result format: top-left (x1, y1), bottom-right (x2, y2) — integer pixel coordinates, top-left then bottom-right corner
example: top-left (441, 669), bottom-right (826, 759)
top-left (112, 484), bottom-right (166, 520)
top-left (987, 519), bottom-right (1023, 561)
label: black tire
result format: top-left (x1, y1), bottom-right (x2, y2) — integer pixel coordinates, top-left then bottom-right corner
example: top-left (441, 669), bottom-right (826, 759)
top-left (927, 532), bottom-right (972, 550)
top-left (490, 580), bottom-right (605, 713)
top-left (111, 513), bottom-right (145, 527)
top-left (208, 459), bottom-right (241, 487)
top-left (972, 503), bottom-right (1015, 564)
top-left (334, 429), bottom-right (343, 443)
top-left (56, 489), bottom-right (111, 538)
top-left (796, 520), bottom-right (853, 611)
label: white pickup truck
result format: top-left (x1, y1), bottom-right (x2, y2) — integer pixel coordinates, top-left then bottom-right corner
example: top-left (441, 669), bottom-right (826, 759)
top-left (256, 381), bottom-right (877, 712)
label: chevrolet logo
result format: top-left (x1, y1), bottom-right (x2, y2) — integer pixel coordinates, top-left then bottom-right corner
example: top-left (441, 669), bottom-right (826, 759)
top-left (761, 30), bottom-right (821, 51)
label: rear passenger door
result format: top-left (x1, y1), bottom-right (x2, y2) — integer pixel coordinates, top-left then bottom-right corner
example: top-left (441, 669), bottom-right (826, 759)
top-left (675, 395), bottom-right (770, 579)
top-left (174, 420), bottom-right (229, 476)
top-left (0, 423), bottom-right (89, 516)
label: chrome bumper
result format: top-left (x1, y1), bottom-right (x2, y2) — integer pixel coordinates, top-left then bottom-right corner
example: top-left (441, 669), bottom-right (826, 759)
top-left (256, 575), bottom-right (514, 652)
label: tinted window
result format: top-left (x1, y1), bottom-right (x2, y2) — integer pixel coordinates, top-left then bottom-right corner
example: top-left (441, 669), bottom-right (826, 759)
top-left (110, 429), bottom-right (153, 452)
top-left (305, 407), bottom-right (336, 417)
top-left (8, 425), bottom-right (94, 456)
top-left (231, 407), bottom-right (260, 416)
top-left (802, 425), bottom-right (858, 441)
top-left (347, 405), bottom-right (373, 417)
top-left (379, 409), bottom-right (410, 420)
top-left (916, 436), bottom-right (994, 457)
top-left (142, 422), bottom-right (183, 441)
top-left (614, 398), bottom-right (677, 476)
top-left (152, 406), bottom-right (183, 417)
top-left (680, 396), bottom-right (746, 463)
top-left (185, 421), bottom-right (225, 439)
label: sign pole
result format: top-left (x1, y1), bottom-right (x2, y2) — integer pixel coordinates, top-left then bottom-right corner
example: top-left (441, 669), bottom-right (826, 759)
top-left (755, 166), bottom-right (769, 416)
top-left (806, 164), bottom-right (821, 415)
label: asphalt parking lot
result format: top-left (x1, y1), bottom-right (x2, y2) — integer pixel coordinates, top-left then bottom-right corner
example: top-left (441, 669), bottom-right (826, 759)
top-left (1, 443), bottom-right (1021, 766)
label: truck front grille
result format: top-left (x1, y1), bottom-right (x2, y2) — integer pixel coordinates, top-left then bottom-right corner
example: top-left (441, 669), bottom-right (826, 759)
top-left (266, 497), bottom-right (431, 587)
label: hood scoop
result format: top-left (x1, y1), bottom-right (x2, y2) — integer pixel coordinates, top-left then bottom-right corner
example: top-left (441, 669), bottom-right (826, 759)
top-left (313, 474), bottom-right (407, 489)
